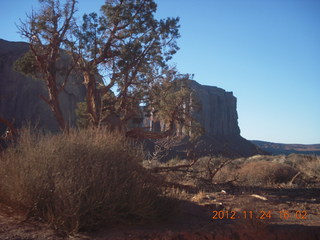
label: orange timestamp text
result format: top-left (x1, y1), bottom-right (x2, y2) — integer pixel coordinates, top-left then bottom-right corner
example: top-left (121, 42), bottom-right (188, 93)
top-left (212, 210), bottom-right (308, 220)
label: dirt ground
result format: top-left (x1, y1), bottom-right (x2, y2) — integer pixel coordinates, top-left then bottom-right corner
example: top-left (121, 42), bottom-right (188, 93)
top-left (0, 185), bottom-right (319, 240)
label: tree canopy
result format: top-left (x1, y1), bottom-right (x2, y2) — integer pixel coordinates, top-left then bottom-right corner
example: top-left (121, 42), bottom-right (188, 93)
top-left (16, 0), bottom-right (202, 139)
top-left (16, 0), bottom-right (77, 131)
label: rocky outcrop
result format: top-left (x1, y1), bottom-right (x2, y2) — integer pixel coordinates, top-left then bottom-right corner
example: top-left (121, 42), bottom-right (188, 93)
top-left (188, 80), bottom-right (240, 136)
top-left (186, 80), bottom-right (263, 157)
top-left (0, 39), bottom-right (85, 133)
top-left (0, 38), bottom-right (261, 157)
top-left (251, 140), bottom-right (320, 155)
top-left (142, 80), bottom-right (264, 158)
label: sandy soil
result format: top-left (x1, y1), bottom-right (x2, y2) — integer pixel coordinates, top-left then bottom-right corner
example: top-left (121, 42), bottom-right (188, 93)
top-left (0, 185), bottom-right (319, 240)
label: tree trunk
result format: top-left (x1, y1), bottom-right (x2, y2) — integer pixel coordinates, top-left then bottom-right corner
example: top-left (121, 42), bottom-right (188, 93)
top-left (83, 71), bottom-right (101, 126)
top-left (50, 98), bottom-right (67, 131)
top-left (46, 76), bottom-right (67, 131)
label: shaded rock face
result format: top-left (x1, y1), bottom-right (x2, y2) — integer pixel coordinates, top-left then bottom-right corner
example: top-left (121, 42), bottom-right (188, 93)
top-left (141, 80), bottom-right (240, 137)
top-left (187, 80), bottom-right (264, 157)
top-left (142, 80), bottom-right (264, 158)
top-left (0, 39), bottom-right (261, 157)
top-left (188, 80), bottom-right (240, 137)
top-left (0, 39), bottom-right (85, 133)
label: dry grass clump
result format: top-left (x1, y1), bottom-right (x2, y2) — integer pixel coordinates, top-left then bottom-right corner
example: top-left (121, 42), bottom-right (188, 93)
top-left (0, 128), bottom-right (171, 233)
top-left (286, 154), bottom-right (320, 178)
top-left (236, 161), bottom-right (298, 186)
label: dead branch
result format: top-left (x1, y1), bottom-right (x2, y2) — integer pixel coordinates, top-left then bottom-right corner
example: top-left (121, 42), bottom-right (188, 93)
top-left (207, 157), bottom-right (234, 181)
top-left (0, 117), bottom-right (18, 150)
top-left (0, 117), bottom-right (18, 137)
top-left (150, 158), bottom-right (198, 173)
top-left (147, 136), bottom-right (182, 162)
top-left (289, 171), bottom-right (301, 185)
top-left (125, 126), bottom-right (175, 139)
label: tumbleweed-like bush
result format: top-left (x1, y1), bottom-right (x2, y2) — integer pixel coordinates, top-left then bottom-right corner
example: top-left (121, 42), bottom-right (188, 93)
top-left (236, 160), bottom-right (298, 186)
top-left (0, 128), bottom-right (170, 233)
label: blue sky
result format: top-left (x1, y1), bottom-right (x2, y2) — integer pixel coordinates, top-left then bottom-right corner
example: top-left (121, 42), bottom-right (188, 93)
top-left (0, 0), bottom-right (319, 144)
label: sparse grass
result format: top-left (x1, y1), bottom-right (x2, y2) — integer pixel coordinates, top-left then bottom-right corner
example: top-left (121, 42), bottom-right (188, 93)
top-left (143, 156), bottom-right (241, 190)
top-left (163, 187), bottom-right (190, 201)
top-left (0, 128), bottom-right (174, 234)
top-left (0, 135), bottom-right (319, 238)
top-left (191, 191), bottom-right (207, 203)
top-left (144, 153), bottom-right (320, 190)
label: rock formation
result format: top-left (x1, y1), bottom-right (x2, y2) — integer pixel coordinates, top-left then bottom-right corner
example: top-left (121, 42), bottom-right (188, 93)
top-left (142, 80), bottom-right (264, 157)
top-left (0, 38), bottom-right (262, 157)
top-left (186, 80), bottom-right (262, 157)
top-left (0, 39), bottom-right (86, 133)
top-left (188, 80), bottom-right (240, 136)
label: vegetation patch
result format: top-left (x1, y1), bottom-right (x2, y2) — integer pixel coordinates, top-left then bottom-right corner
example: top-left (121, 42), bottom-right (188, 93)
top-left (236, 161), bottom-right (298, 186)
top-left (0, 128), bottom-right (173, 233)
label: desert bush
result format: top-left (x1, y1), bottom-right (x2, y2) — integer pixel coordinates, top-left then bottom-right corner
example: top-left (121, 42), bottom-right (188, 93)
top-left (0, 128), bottom-right (171, 233)
top-left (182, 156), bottom-right (243, 185)
top-left (145, 156), bottom-right (243, 190)
top-left (286, 154), bottom-right (320, 178)
top-left (236, 161), bottom-right (298, 186)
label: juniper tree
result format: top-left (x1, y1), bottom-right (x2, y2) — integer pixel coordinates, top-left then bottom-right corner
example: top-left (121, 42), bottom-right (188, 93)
top-left (16, 0), bottom-right (77, 131)
top-left (144, 70), bottom-right (203, 140)
top-left (72, 0), bottom-right (182, 135)
top-left (15, 0), bottom-right (200, 138)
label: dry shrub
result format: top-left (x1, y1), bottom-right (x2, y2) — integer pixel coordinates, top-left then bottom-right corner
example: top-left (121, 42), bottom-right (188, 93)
top-left (286, 154), bottom-right (320, 178)
top-left (237, 161), bottom-right (298, 186)
top-left (163, 187), bottom-right (190, 201)
top-left (0, 128), bottom-right (171, 233)
top-left (144, 158), bottom-right (194, 185)
top-left (146, 156), bottom-right (242, 188)
top-left (184, 156), bottom-right (243, 186)
top-left (191, 191), bottom-right (207, 203)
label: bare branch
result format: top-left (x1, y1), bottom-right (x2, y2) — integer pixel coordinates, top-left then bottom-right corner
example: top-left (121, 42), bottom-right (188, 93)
top-left (150, 158), bottom-right (199, 173)
top-left (207, 157), bottom-right (234, 181)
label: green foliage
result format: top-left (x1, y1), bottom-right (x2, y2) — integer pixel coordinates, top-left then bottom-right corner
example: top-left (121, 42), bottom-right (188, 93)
top-left (16, 0), bottom-right (77, 130)
top-left (76, 89), bottom-right (119, 128)
top-left (72, 0), bottom-right (184, 130)
top-left (75, 101), bottom-right (90, 128)
top-left (16, 0), bottom-right (201, 136)
top-left (14, 50), bottom-right (41, 80)
top-left (149, 73), bottom-right (203, 139)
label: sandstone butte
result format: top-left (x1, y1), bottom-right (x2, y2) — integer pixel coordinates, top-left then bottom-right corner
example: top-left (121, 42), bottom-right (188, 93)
top-left (0, 39), bottom-right (262, 157)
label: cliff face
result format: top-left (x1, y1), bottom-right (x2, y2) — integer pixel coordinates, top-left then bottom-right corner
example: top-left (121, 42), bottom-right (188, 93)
top-left (0, 39), bottom-right (85, 133)
top-left (0, 39), bottom-right (261, 157)
top-left (187, 80), bottom-right (263, 157)
top-left (141, 80), bottom-right (263, 157)
top-left (188, 80), bottom-right (240, 137)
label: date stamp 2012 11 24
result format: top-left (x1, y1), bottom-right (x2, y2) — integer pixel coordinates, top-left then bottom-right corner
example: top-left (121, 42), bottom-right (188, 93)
top-left (212, 210), bottom-right (308, 220)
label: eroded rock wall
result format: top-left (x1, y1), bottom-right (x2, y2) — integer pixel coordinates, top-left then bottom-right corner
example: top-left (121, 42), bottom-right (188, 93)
top-left (0, 39), bottom-right (85, 133)
top-left (0, 39), bottom-right (262, 157)
top-left (188, 80), bottom-right (240, 137)
top-left (141, 80), bottom-right (263, 157)
top-left (189, 80), bottom-right (265, 157)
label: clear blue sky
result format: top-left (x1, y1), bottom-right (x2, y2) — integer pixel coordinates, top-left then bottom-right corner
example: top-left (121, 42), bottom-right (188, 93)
top-left (1, 0), bottom-right (319, 144)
